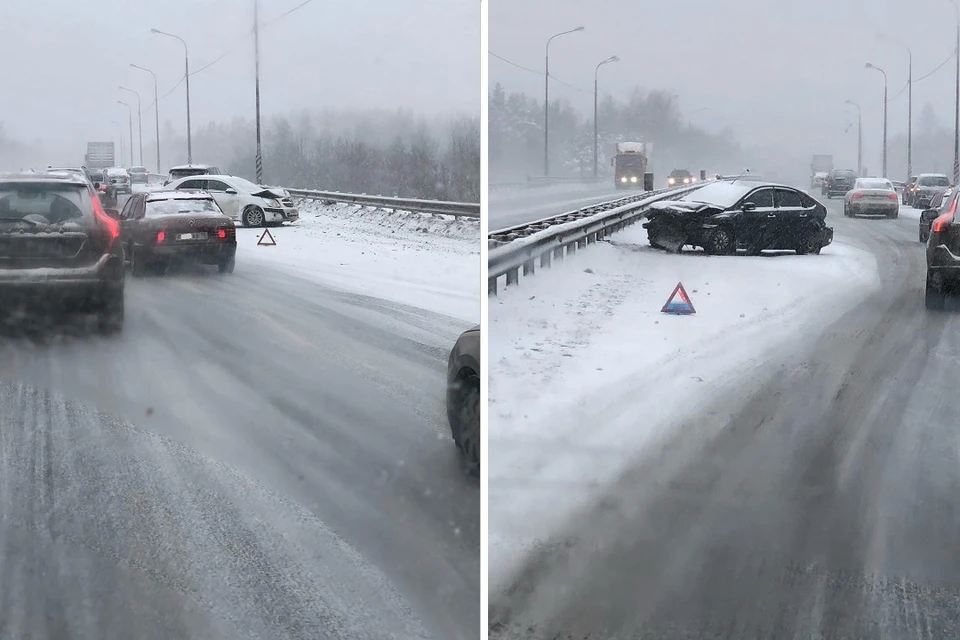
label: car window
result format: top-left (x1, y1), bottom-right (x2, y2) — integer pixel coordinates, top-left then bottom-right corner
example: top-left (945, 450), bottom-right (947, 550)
top-left (145, 198), bottom-right (222, 217)
top-left (0, 183), bottom-right (89, 224)
top-left (857, 179), bottom-right (892, 190)
top-left (119, 194), bottom-right (138, 219)
top-left (930, 193), bottom-right (944, 209)
top-left (744, 188), bottom-right (774, 208)
top-left (798, 192), bottom-right (818, 208)
top-left (206, 180), bottom-right (231, 192)
top-left (775, 188), bottom-right (803, 208)
top-left (178, 179), bottom-right (206, 190)
top-left (919, 175), bottom-right (950, 187)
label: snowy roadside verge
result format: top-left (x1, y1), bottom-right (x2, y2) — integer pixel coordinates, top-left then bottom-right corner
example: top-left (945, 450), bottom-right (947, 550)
top-left (235, 200), bottom-right (480, 323)
top-left (487, 225), bottom-right (881, 591)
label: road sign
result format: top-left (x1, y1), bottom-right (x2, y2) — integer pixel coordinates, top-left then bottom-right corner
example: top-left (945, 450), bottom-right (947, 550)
top-left (257, 228), bottom-right (276, 246)
top-left (661, 282), bottom-right (696, 315)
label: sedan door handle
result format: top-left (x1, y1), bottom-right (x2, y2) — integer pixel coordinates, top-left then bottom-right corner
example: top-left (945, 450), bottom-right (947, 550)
top-left (766, 214), bottom-right (777, 218)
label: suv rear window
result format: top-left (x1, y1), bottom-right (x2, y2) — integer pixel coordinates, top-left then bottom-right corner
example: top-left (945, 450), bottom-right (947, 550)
top-left (0, 183), bottom-right (90, 224)
top-left (919, 176), bottom-right (950, 187)
top-left (833, 170), bottom-right (857, 178)
top-left (145, 198), bottom-right (222, 217)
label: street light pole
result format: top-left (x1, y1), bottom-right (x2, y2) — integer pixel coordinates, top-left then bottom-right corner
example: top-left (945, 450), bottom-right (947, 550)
top-left (866, 62), bottom-right (888, 177)
top-left (120, 86), bottom-right (143, 166)
top-left (593, 55), bottom-right (619, 179)
top-left (118, 101), bottom-right (134, 169)
top-left (544, 26), bottom-right (584, 177)
top-left (151, 28), bottom-right (192, 164)
top-left (877, 34), bottom-right (913, 182)
top-left (254, 0), bottom-right (263, 183)
top-left (846, 100), bottom-right (863, 177)
top-left (951, 0), bottom-right (960, 184)
top-left (131, 64), bottom-right (161, 173)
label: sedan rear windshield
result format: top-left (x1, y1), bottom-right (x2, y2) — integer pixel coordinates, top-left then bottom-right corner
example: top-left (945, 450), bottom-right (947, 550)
top-left (169, 169), bottom-right (211, 180)
top-left (0, 183), bottom-right (89, 224)
top-left (145, 198), bottom-right (222, 217)
top-left (919, 176), bottom-right (950, 187)
top-left (833, 171), bottom-right (857, 178)
top-left (857, 179), bottom-right (893, 190)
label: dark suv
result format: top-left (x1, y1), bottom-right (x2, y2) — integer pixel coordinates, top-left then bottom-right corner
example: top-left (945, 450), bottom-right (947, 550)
top-left (0, 173), bottom-right (125, 332)
top-left (911, 173), bottom-right (950, 209)
top-left (825, 169), bottom-right (858, 198)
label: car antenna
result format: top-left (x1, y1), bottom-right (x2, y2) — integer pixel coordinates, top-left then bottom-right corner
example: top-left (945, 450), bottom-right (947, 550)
top-left (731, 168), bottom-right (751, 184)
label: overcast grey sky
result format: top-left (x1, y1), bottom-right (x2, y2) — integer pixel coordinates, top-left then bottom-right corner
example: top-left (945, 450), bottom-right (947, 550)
top-left (490, 0), bottom-right (957, 173)
top-left (0, 0), bottom-right (478, 157)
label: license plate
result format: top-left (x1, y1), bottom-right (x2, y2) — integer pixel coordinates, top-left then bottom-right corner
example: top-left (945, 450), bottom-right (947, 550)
top-left (177, 232), bottom-right (207, 240)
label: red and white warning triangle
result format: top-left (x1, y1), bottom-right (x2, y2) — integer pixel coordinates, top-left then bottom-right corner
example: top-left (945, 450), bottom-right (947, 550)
top-left (661, 282), bottom-right (696, 315)
top-left (257, 228), bottom-right (277, 246)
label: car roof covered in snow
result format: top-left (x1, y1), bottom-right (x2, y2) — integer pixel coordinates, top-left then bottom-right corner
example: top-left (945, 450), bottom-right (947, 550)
top-left (169, 164), bottom-right (217, 171)
top-left (146, 189), bottom-right (215, 201)
top-left (676, 180), bottom-right (798, 208)
top-left (2, 171), bottom-right (88, 185)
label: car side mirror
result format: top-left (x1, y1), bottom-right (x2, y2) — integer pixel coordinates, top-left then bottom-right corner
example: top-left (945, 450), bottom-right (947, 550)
top-left (93, 182), bottom-right (101, 189)
top-left (104, 208), bottom-right (120, 220)
top-left (224, 188), bottom-right (237, 195)
top-left (742, 202), bottom-right (757, 212)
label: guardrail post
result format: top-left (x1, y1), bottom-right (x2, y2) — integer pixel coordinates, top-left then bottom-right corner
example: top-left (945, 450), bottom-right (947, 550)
top-left (506, 268), bottom-right (519, 287)
top-left (489, 277), bottom-right (498, 296)
top-left (523, 260), bottom-right (535, 276)
top-left (554, 246), bottom-right (564, 262)
top-left (541, 252), bottom-right (551, 268)
top-left (577, 238), bottom-right (587, 249)
top-left (568, 242), bottom-right (576, 255)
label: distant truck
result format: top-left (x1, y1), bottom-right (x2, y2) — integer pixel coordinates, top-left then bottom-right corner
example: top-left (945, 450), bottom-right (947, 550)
top-left (612, 142), bottom-right (653, 190)
top-left (84, 141), bottom-right (115, 171)
top-left (811, 154), bottom-right (833, 188)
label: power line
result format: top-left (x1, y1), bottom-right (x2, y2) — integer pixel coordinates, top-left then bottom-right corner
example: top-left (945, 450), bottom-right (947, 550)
top-left (866, 47), bottom-right (957, 111)
top-left (488, 51), bottom-right (590, 93)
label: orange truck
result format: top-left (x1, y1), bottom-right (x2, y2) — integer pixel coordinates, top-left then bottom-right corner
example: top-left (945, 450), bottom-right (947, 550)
top-left (612, 142), bottom-right (653, 190)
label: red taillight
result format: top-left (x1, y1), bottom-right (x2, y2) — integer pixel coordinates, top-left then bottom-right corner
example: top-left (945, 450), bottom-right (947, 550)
top-left (888, 192), bottom-right (899, 201)
top-left (156, 230), bottom-right (166, 244)
top-left (932, 213), bottom-right (954, 234)
top-left (217, 228), bottom-right (227, 239)
top-left (852, 192), bottom-right (864, 200)
top-left (90, 190), bottom-right (119, 241)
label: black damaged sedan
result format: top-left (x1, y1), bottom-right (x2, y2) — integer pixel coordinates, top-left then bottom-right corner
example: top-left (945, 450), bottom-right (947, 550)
top-left (643, 180), bottom-right (833, 255)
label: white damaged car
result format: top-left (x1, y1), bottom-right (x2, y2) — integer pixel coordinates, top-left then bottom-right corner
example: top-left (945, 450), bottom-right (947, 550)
top-left (162, 174), bottom-right (299, 227)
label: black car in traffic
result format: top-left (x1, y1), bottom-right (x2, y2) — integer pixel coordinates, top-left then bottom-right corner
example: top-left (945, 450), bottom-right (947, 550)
top-left (0, 172), bottom-right (125, 332)
top-left (824, 169), bottom-right (858, 198)
top-left (924, 187), bottom-right (960, 309)
top-left (910, 173), bottom-right (950, 209)
top-left (919, 189), bottom-right (951, 243)
top-left (644, 180), bottom-right (833, 255)
top-left (447, 325), bottom-right (480, 476)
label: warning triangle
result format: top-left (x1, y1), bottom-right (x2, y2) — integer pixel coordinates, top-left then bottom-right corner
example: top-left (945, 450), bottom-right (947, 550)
top-left (661, 282), bottom-right (696, 315)
top-left (257, 228), bottom-right (277, 246)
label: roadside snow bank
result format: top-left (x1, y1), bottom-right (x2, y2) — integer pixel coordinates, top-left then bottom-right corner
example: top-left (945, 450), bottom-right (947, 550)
top-left (236, 200), bottom-right (479, 323)
top-left (488, 224), bottom-right (880, 590)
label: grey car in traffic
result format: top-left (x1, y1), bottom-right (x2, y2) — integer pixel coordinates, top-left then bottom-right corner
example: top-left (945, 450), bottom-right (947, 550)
top-left (843, 178), bottom-right (900, 218)
top-left (446, 325), bottom-right (480, 476)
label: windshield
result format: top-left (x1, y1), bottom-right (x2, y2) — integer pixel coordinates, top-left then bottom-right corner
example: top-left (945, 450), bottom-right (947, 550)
top-left (169, 168), bottom-right (209, 179)
top-left (145, 198), bottom-right (221, 217)
top-left (678, 181), bottom-right (753, 207)
top-left (105, 168), bottom-right (127, 176)
top-left (920, 175), bottom-right (950, 186)
top-left (833, 170), bottom-right (856, 178)
top-left (129, 167), bottom-right (147, 173)
top-left (616, 156), bottom-right (644, 169)
top-left (670, 170), bottom-right (692, 178)
top-left (0, 183), bottom-right (87, 223)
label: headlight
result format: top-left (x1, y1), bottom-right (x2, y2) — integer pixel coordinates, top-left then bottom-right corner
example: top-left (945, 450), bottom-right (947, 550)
top-left (630, 176), bottom-right (638, 183)
top-left (668, 178), bottom-right (676, 185)
top-left (265, 198), bottom-right (280, 207)
top-left (683, 177), bottom-right (690, 184)
top-left (620, 177), bottom-right (628, 183)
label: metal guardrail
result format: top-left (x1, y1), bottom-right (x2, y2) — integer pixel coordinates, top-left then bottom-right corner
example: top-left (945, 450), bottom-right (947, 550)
top-left (287, 188), bottom-right (480, 219)
top-left (487, 184), bottom-right (704, 295)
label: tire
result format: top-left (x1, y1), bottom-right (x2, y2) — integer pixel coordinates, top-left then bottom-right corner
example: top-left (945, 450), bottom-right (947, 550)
top-left (844, 203), bottom-right (851, 217)
top-left (926, 273), bottom-right (947, 310)
top-left (97, 286), bottom-right (124, 334)
top-left (796, 232), bottom-right (822, 255)
top-left (888, 210), bottom-right (899, 219)
top-left (218, 255), bottom-right (236, 274)
top-left (704, 227), bottom-right (735, 255)
top-left (453, 383), bottom-right (480, 477)
top-left (243, 206), bottom-right (265, 227)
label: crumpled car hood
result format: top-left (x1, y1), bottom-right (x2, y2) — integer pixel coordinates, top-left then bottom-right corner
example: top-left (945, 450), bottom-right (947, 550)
top-left (648, 200), bottom-right (716, 215)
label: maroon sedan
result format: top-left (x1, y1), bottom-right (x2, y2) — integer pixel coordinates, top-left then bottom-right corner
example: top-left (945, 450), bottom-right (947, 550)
top-left (118, 190), bottom-right (237, 276)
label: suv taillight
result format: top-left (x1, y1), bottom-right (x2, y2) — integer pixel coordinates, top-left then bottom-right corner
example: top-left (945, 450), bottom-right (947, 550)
top-left (932, 213), bottom-right (953, 233)
top-left (90, 189), bottom-right (119, 241)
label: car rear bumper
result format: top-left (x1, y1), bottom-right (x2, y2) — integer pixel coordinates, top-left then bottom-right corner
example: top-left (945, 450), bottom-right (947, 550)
top-left (144, 242), bottom-right (237, 264)
top-left (850, 201), bottom-right (898, 214)
top-left (928, 243), bottom-right (960, 278)
top-left (820, 226), bottom-right (835, 247)
top-left (0, 254), bottom-right (123, 308)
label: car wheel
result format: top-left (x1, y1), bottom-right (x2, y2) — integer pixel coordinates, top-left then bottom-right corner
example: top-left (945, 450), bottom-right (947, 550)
top-left (453, 382), bottom-right (480, 477)
top-left (218, 256), bottom-right (236, 274)
top-left (97, 287), bottom-right (124, 334)
top-left (796, 232), bottom-right (822, 255)
top-left (243, 206), bottom-right (265, 227)
top-left (926, 273), bottom-right (947, 310)
top-left (921, 231), bottom-right (928, 243)
top-left (888, 210), bottom-right (899, 219)
top-left (704, 227), bottom-right (735, 255)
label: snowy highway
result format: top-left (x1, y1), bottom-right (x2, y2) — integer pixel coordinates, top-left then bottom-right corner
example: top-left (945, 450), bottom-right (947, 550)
top-left (489, 191), bottom-right (960, 637)
top-left (0, 201), bottom-right (480, 639)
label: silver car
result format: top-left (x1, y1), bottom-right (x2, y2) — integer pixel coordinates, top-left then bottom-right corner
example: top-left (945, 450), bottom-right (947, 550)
top-left (843, 177), bottom-right (900, 219)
